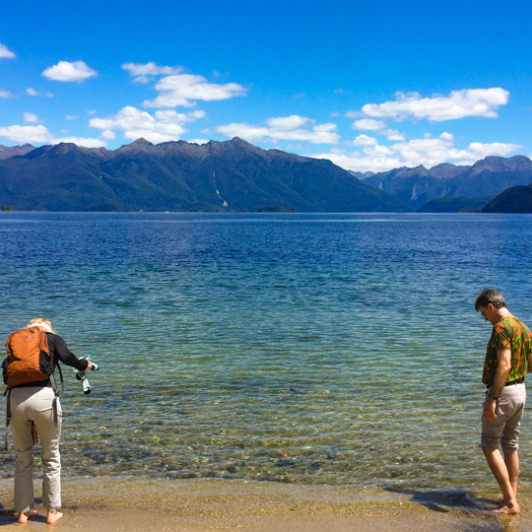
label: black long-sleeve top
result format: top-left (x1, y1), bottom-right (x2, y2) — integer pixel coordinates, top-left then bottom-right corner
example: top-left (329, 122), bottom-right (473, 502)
top-left (3, 332), bottom-right (89, 387)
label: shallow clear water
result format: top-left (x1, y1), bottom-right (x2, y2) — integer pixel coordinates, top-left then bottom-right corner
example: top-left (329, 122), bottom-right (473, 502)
top-left (1, 212), bottom-right (532, 489)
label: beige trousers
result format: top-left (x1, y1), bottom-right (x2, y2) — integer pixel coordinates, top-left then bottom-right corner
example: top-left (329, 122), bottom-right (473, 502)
top-left (8, 386), bottom-right (62, 513)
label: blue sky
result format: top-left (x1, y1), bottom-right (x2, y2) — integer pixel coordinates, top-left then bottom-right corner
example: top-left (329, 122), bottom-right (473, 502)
top-left (0, 0), bottom-right (531, 172)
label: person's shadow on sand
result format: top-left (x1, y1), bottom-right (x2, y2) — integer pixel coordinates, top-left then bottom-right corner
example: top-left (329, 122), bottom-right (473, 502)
top-left (0, 497), bottom-right (49, 526)
top-left (0, 500), bottom-right (16, 526)
top-left (394, 488), bottom-right (492, 512)
top-left (386, 488), bottom-right (520, 532)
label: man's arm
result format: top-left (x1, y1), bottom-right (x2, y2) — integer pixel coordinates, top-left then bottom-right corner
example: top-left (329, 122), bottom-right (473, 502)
top-left (484, 348), bottom-right (512, 421)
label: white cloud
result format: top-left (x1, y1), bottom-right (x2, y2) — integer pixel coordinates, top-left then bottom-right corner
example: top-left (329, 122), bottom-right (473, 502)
top-left (314, 123), bottom-right (338, 133)
top-left (122, 62), bottom-right (183, 83)
top-left (23, 113), bottom-right (41, 123)
top-left (351, 118), bottom-right (406, 141)
top-left (26, 87), bottom-right (54, 98)
top-left (0, 124), bottom-right (107, 147)
top-left (350, 135), bottom-right (379, 147)
top-left (466, 142), bottom-right (522, 160)
top-left (89, 105), bottom-right (206, 143)
top-left (217, 123), bottom-right (270, 141)
top-left (217, 115), bottom-right (340, 144)
top-left (53, 136), bottom-right (107, 148)
top-left (0, 125), bottom-right (52, 143)
top-left (312, 132), bottom-right (521, 172)
top-left (315, 149), bottom-right (401, 173)
top-left (101, 130), bottom-right (116, 140)
top-left (267, 115), bottom-right (311, 130)
top-left (0, 42), bottom-right (15, 59)
top-left (361, 88), bottom-right (510, 122)
top-left (385, 129), bottom-right (406, 141)
top-left (65, 115), bottom-right (78, 120)
top-left (42, 61), bottom-right (97, 82)
top-left (0, 90), bottom-right (15, 98)
top-left (353, 118), bottom-right (387, 131)
top-left (143, 73), bottom-right (247, 108)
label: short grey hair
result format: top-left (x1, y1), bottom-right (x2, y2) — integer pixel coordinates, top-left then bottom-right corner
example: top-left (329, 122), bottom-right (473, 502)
top-left (475, 289), bottom-right (506, 311)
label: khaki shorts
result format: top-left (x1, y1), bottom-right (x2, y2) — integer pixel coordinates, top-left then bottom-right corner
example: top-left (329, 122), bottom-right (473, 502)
top-left (481, 382), bottom-right (526, 452)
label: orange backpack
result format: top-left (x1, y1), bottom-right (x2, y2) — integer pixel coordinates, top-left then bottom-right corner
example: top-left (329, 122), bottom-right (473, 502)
top-left (5, 327), bottom-right (53, 386)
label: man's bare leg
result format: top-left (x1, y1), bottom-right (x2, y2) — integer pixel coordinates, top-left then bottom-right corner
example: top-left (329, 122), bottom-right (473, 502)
top-left (504, 449), bottom-right (519, 497)
top-left (483, 447), bottom-right (520, 514)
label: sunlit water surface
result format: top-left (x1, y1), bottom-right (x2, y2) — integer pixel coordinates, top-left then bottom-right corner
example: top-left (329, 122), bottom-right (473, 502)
top-left (1, 212), bottom-right (532, 490)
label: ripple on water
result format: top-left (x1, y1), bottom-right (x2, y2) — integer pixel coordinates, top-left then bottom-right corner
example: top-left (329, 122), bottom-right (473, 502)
top-left (1, 212), bottom-right (532, 489)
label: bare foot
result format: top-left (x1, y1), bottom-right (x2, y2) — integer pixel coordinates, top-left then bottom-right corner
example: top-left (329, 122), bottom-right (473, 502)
top-left (46, 510), bottom-right (63, 524)
top-left (17, 510), bottom-right (38, 523)
top-left (494, 502), bottom-right (520, 514)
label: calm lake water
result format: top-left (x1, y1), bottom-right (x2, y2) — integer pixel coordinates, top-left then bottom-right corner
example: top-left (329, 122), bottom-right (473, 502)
top-left (1, 212), bottom-right (532, 490)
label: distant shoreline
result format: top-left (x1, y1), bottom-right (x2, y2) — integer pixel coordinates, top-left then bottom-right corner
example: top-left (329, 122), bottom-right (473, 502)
top-left (2, 209), bottom-right (530, 214)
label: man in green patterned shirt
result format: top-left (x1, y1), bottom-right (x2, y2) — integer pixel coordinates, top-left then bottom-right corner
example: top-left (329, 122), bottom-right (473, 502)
top-left (475, 288), bottom-right (532, 514)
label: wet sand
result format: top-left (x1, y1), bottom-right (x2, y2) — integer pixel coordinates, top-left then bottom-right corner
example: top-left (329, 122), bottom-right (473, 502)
top-left (0, 477), bottom-right (529, 531)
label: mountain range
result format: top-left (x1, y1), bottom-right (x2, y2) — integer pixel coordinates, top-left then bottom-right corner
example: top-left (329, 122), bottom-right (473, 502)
top-left (0, 138), bottom-right (409, 213)
top-left (362, 155), bottom-right (532, 212)
top-left (0, 144), bottom-right (35, 160)
top-left (1, 138), bottom-right (531, 213)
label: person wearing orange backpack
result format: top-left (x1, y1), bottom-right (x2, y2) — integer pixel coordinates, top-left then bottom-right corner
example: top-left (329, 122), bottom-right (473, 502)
top-left (2, 318), bottom-right (93, 525)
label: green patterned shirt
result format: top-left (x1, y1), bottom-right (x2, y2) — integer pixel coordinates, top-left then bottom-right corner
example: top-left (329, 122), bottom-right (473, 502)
top-left (482, 316), bottom-right (532, 387)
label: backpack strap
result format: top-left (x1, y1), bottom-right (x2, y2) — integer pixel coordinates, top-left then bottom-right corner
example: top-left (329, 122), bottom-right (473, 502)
top-left (48, 363), bottom-right (63, 427)
top-left (4, 387), bottom-right (11, 451)
top-left (56, 363), bottom-right (64, 394)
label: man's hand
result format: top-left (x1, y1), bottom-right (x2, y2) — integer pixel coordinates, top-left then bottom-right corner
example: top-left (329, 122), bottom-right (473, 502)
top-left (484, 348), bottom-right (510, 421)
top-left (484, 398), bottom-right (497, 421)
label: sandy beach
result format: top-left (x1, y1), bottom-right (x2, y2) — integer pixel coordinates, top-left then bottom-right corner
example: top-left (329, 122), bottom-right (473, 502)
top-left (0, 477), bottom-right (529, 531)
